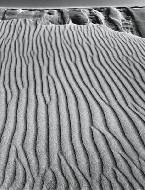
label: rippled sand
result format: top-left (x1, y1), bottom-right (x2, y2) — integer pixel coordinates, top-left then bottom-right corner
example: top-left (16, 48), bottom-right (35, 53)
top-left (0, 19), bottom-right (145, 190)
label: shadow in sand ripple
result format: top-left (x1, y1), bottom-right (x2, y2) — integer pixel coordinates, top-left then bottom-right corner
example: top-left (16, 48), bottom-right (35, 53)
top-left (0, 19), bottom-right (145, 189)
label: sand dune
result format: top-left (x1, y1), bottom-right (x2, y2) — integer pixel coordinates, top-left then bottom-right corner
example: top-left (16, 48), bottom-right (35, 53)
top-left (0, 18), bottom-right (145, 190)
top-left (128, 7), bottom-right (145, 37)
top-left (0, 7), bottom-right (144, 37)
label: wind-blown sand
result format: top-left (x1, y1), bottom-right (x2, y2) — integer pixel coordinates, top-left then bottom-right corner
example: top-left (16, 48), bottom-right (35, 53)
top-left (0, 18), bottom-right (145, 190)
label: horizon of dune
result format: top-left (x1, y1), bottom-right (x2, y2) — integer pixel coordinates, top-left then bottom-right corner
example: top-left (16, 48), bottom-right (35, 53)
top-left (0, 0), bottom-right (145, 9)
top-left (0, 18), bottom-right (145, 189)
top-left (0, 5), bottom-right (145, 9)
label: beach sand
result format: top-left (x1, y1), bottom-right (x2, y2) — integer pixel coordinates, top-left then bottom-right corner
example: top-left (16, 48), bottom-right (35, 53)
top-left (0, 18), bottom-right (145, 189)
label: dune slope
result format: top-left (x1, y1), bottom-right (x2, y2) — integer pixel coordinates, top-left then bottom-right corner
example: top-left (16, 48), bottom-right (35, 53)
top-left (128, 7), bottom-right (145, 37)
top-left (0, 19), bottom-right (145, 190)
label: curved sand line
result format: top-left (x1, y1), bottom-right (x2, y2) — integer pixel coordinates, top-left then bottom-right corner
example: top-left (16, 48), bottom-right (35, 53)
top-left (0, 19), bottom-right (145, 189)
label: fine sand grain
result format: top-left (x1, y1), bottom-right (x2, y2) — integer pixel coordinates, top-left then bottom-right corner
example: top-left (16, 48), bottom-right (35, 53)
top-left (0, 19), bottom-right (145, 190)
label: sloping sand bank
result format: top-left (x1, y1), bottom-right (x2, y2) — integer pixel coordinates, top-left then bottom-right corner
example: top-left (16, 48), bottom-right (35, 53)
top-left (128, 7), bottom-right (145, 37)
top-left (0, 19), bottom-right (145, 190)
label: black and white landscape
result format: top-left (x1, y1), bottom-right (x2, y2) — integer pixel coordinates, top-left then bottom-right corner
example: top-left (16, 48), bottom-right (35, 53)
top-left (0, 6), bottom-right (145, 190)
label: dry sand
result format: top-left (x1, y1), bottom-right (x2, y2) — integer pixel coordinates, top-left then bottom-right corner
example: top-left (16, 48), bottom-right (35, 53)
top-left (0, 18), bottom-right (145, 189)
top-left (128, 7), bottom-right (145, 37)
top-left (0, 7), bottom-right (143, 37)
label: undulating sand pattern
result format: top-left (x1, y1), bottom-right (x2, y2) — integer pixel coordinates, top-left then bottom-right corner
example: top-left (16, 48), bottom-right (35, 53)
top-left (0, 18), bottom-right (145, 190)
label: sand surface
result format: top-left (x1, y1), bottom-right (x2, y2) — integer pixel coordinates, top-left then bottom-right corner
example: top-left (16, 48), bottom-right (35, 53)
top-left (0, 7), bottom-right (144, 37)
top-left (128, 7), bottom-right (145, 37)
top-left (0, 18), bottom-right (145, 190)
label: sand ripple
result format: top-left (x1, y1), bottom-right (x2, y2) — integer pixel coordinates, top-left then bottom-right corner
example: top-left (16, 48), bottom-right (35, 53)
top-left (0, 19), bottom-right (145, 189)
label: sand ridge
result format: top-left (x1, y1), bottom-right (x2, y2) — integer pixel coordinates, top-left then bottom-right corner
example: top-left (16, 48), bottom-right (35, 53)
top-left (0, 18), bottom-right (145, 189)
